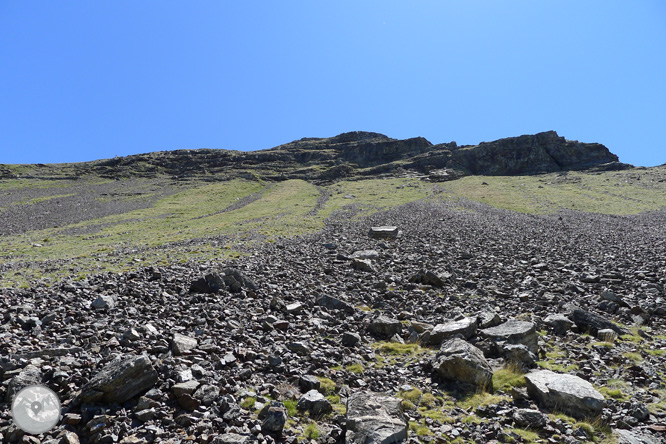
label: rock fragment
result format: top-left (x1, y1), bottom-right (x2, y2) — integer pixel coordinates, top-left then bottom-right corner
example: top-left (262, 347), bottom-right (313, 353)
top-left (346, 391), bottom-right (407, 444)
top-left (524, 369), bottom-right (605, 419)
top-left (431, 338), bottom-right (493, 390)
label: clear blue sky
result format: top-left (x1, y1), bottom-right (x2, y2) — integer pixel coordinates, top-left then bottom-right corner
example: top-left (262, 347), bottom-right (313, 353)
top-left (1, 1), bottom-right (665, 167)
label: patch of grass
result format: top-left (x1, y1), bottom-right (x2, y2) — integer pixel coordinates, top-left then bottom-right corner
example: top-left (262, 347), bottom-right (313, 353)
top-left (622, 351), bottom-right (643, 364)
top-left (437, 169), bottom-right (666, 215)
top-left (283, 399), bottom-right (298, 417)
top-left (648, 389), bottom-right (666, 416)
top-left (345, 363), bottom-right (364, 374)
top-left (536, 360), bottom-right (580, 373)
top-left (419, 392), bottom-right (437, 409)
top-left (599, 387), bottom-right (628, 401)
top-left (317, 377), bottom-right (336, 395)
top-left (373, 341), bottom-right (425, 356)
top-left (419, 407), bottom-right (455, 424)
top-left (240, 396), bottom-right (256, 409)
top-left (356, 305), bottom-right (373, 312)
top-left (645, 349), bottom-right (666, 357)
top-left (304, 422), bottom-right (319, 440)
top-left (492, 365), bottom-right (526, 392)
top-left (326, 395), bottom-right (346, 415)
top-left (456, 392), bottom-right (508, 410)
top-left (409, 420), bottom-right (432, 437)
top-left (508, 428), bottom-right (540, 443)
top-left (398, 388), bottom-right (423, 404)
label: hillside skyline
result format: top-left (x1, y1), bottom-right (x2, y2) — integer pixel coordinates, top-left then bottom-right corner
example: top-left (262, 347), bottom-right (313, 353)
top-left (1, 2), bottom-right (665, 167)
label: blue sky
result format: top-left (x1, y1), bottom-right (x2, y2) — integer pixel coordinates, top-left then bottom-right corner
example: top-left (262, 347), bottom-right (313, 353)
top-left (1, 1), bottom-right (665, 167)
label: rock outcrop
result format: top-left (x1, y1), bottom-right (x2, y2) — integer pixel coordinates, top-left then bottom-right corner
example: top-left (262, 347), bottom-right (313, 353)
top-left (3, 130), bottom-right (629, 182)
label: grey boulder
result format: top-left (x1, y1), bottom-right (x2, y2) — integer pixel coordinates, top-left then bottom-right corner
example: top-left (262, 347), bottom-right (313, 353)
top-left (368, 316), bottom-right (402, 338)
top-left (524, 370), bottom-right (605, 419)
top-left (346, 391), bottom-right (407, 444)
top-left (427, 317), bottom-right (477, 345)
top-left (431, 338), bottom-right (493, 390)
top-left (297, 389), bottom-right (332, 416)
top-left (480, 319), bottom-right (538, 356)
top-left (77, 354), bottom-right (158, 404)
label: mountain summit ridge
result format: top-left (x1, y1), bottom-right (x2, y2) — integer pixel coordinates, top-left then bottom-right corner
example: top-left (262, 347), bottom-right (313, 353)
top-left (0, 131), bottom-right (631, 182)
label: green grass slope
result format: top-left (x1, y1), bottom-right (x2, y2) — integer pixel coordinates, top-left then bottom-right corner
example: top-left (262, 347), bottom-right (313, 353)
top-left (1, 166), bottom-right (665, 287)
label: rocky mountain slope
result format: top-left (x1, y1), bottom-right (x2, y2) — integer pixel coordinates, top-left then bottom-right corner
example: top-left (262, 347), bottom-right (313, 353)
top-left (0, 131), bottom-right (629, 183)
top-left (0, 132), bottom-right (664, 444)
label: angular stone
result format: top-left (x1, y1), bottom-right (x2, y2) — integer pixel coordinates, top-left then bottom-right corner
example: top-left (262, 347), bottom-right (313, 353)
top-left (286, 341), bottom-right (311, 355)
top-left (368, 226), bottom-right (399, 240)
top-left (544, 314), bottom-right (574, 335)
top-left (352, 258), bottom-right (376, 273)
top-left (427, 317), bottom-right (477, 345)
top-left (480, 319), bottom-right (538, 355)
top-left (571, 308), bottom-right (627, 336)
top-left (315, 294), bottom-right (355, 314)
top-left (368, 316), bottom-right (402, 337)
top-left (408, 270), bottom-right (448, 287)
top-left (285, 302), bottom-right (303, 314)
top-left (299, 375), bottom-right (321, 392)
top-left (477, 310), bottom-right (502, 329)
top-left (297, 389), bottom-right (332, 416)
top-left (597, 329), bottom-right (618, 343)
top-left (5, 365), bottom-right (42, 402)
top-left (172, 380), bottom-right (200, 397)
top-left (513, 408), bottom-right (547, 428)
top-left (432, 338), bottom-right (493, 389)
top-left (342, 332), bottom-right (362, 347)
top-left (503, 344), bottom-right (537, 369)
top-left (525, 370), bottom-right (605, 419)
top-left (258, 401), bottom-right (287, 436)
top-left (172, 332), bottom-right (198, 355)
top-left (77, 355), bottom-right (158, 404)
top-left (346, 391), bottom-right (407, 444)
top-left (91, 295), bottom-right (116, 310)
top-left (351, 250), bottom-right (380, 259)
top-left (211, 434), bottom-right (250, 444)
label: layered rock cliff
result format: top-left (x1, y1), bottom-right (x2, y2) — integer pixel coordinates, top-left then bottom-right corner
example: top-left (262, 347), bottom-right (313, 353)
top-left (0, 131), bottom-right (630, 182)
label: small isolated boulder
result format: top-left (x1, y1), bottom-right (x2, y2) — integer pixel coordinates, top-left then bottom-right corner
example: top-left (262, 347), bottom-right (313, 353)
top-left (513, 408), bottom-right (547, 429)
top-left (524, 370), bottom-right (605, 419)
top-left (315, 294), bottom-right (355, 314)
top-left (351, 250), bottom-right (380, 260)
top-left (342, 331), bottom-right (362, 347)
top-left (544, 314), bottom-right (574, 335)
top-left (480, 319), bottom-right (538, 357)
top-left (352, 258), bottom-right (376, 273)
top-left (368, 316), bottom-right (402, 338)
top-left (427, 317), bottom-right (477, 345)
top-left (571, 308), bottom-right (627, 336)
top-left (172, 333), bottom-right (198, 355)
top-left (597, 329), bottom-right (618, 343)
top-left (77, 354), bottom-right (158, 404)
top-left (91, 295), bottom-right (116, 310)
top-left (297, 390), bottom-right (332, 416)
top-left (299, 375), bottom-right (321, 392)
top-left (346, 391), bottom-right (407, 444)
top-left (408, 270), bottom-right (449, 287)
top-left (368, 226), bottom-right (399, 240)
top-left (503, 344), bottom-right (537, 369)
top-left (259, 401), bottom-right (288, 436)
top-left (477, 310), bottom-right (502, 329)
top-left (431, 338), bottom-right (493, 390)
top-left (5, 365), bottom-right (42, 402)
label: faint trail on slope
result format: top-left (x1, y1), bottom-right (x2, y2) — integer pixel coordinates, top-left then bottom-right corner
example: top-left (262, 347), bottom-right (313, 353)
top-left (188, 183), bottom-right (274, 220)
top-left (307, 186), bottom-right (331, 217)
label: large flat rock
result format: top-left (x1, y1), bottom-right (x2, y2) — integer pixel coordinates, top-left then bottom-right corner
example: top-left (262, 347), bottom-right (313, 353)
top-left (77, 354), bottom-right (158, 405)
top-left (480, 319), bottom-right (538, 355)
top-left (427, 317), bottom-right (477, 345)
top-left (525, 370), bottom-right (605, 419)
top-left (346, 392), bottom-right (407, 444)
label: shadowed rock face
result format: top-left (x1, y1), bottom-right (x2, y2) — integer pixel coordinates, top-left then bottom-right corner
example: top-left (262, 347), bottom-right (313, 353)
top-left (2, 130), bottom-right (628, 182)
